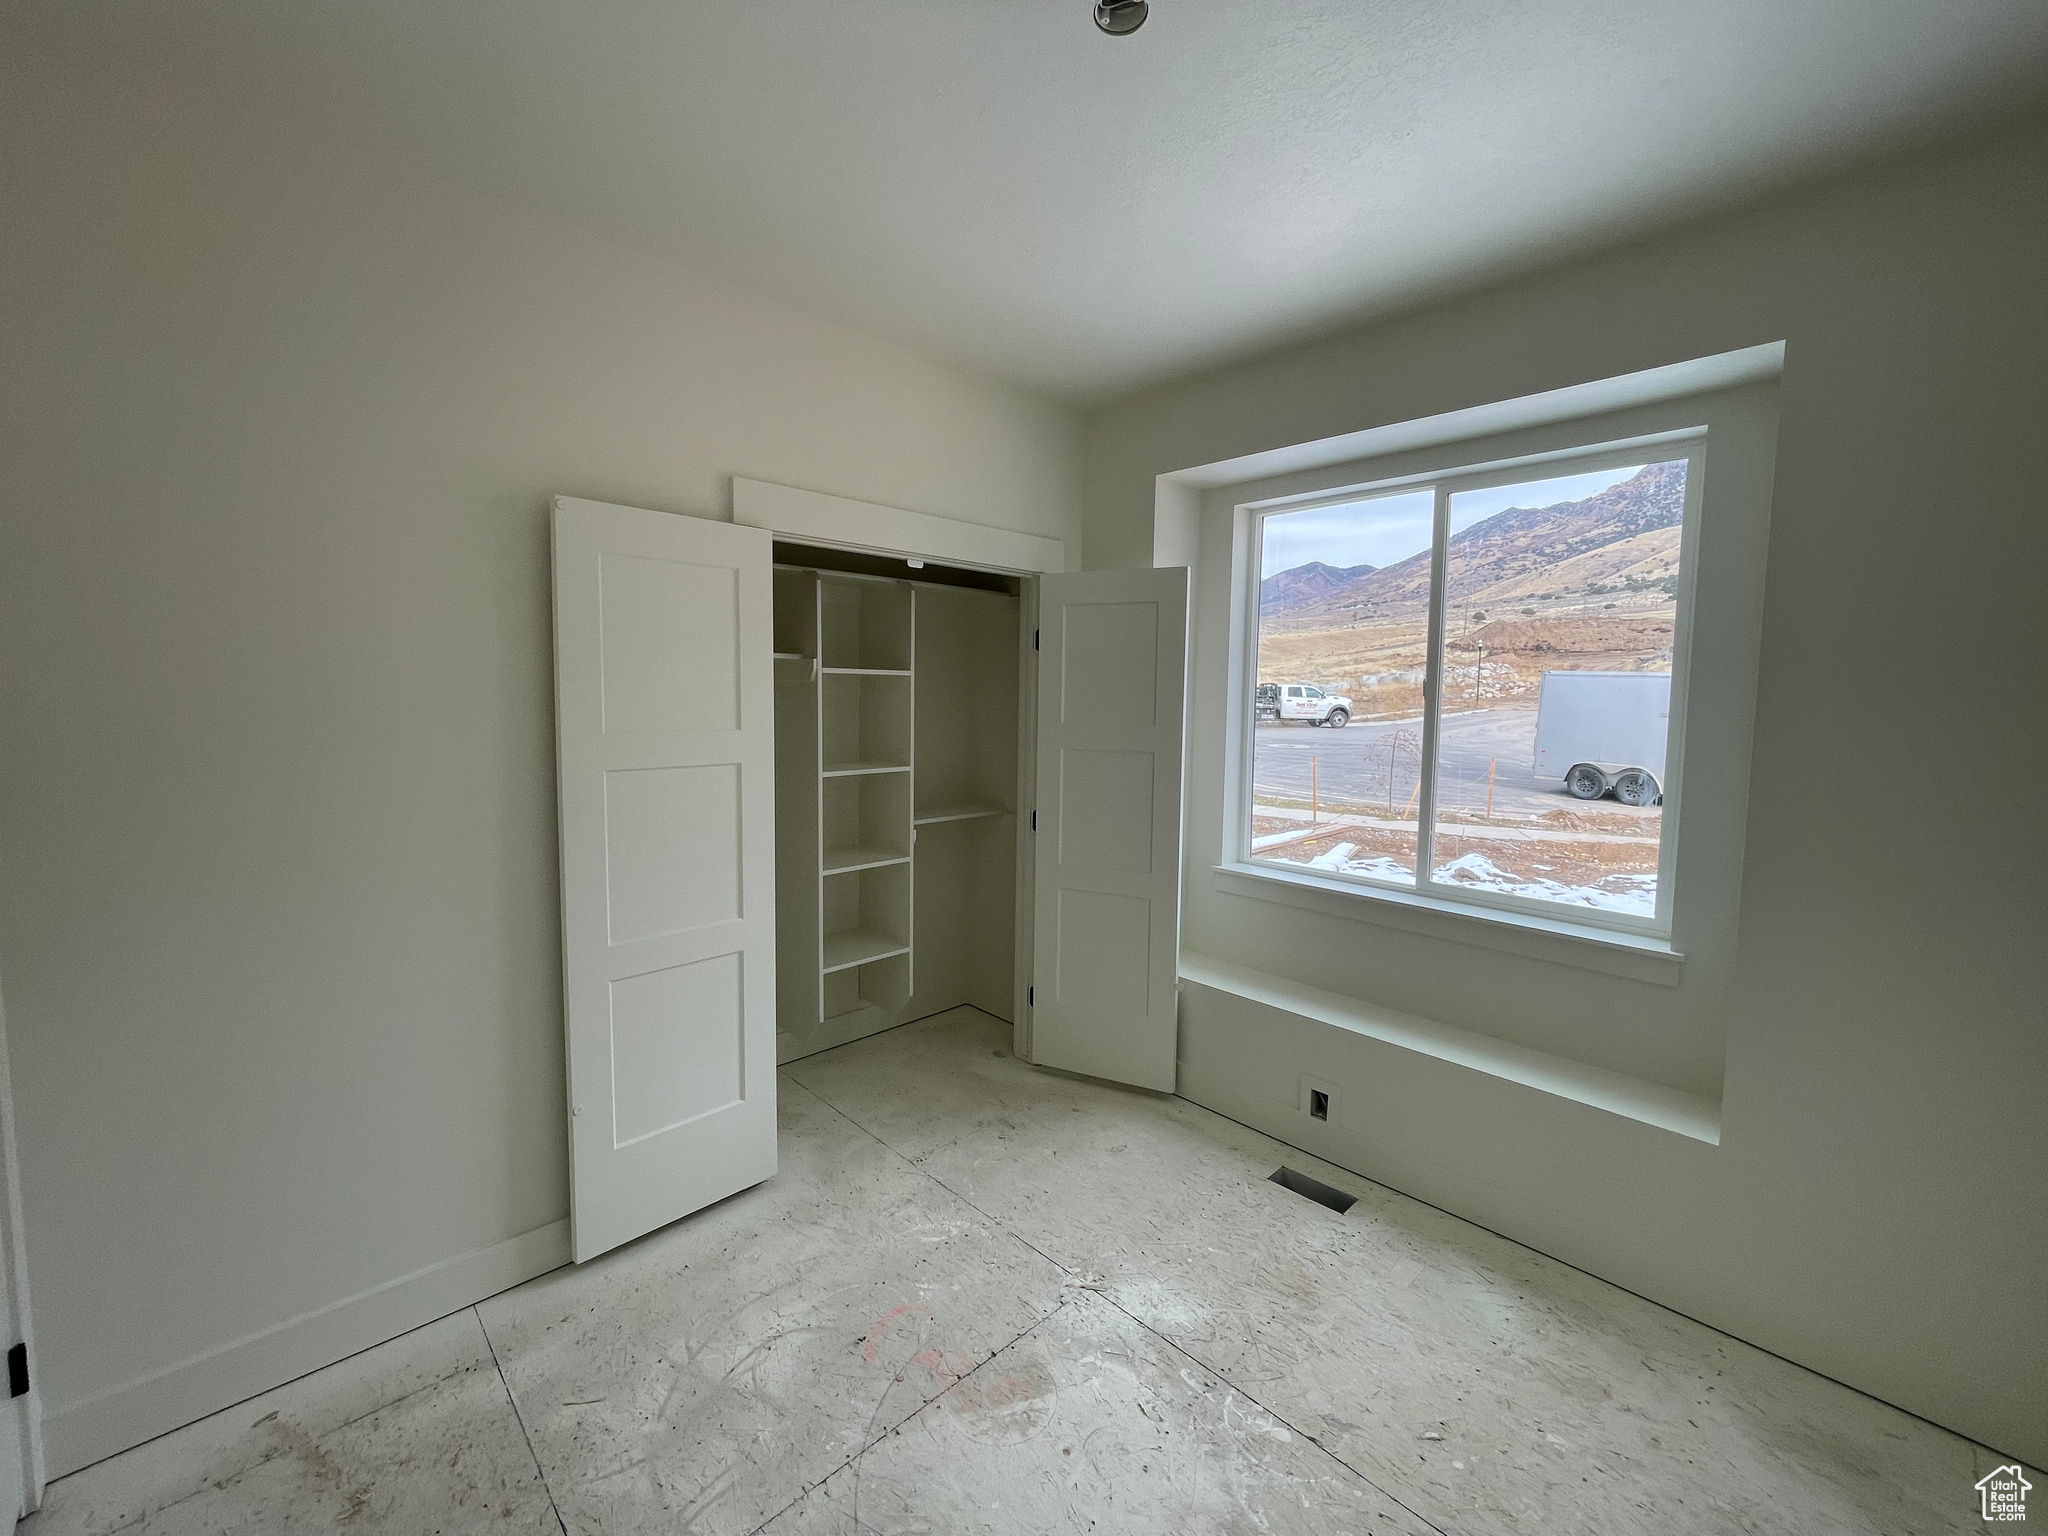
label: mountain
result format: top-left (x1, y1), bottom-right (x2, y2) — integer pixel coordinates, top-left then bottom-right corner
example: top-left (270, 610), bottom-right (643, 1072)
top-left (1259, 560), bottom-right (1375, 616)
top-left (1259, 461), bottom-right (1686, 627)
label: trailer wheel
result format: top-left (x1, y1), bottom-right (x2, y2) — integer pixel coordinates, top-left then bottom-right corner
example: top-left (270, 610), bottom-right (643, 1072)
top-left (1612, 769), bottom-right (1660, 807)
top-left (1325, 707), bottom-right (1349, 728)
top-left (1566, 764), bottom-right (1607, 800)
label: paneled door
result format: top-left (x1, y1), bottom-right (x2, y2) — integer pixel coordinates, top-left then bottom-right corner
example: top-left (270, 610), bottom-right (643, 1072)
top-left (551, 497), bottom-right (777, 1262)
top-left (1031, 568), bottom-right (1188, 1091)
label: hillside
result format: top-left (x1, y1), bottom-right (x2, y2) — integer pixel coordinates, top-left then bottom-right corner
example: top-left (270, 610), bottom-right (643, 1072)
top-left (1465, 523), bottom-right (1681, 609)
top-left (1260, 559), bottom-right (1375, 616)
top-left (1261, 461), bottom-right (1686, 628)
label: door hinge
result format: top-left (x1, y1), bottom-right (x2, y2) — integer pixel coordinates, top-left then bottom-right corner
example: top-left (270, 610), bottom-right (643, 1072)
top-left (1027, 985), bottom-right (1034, 1007)
top-left (1030, 810), bottom-right (1037, 831)
top-left (7, 1342), bottom-right (26, 1398)
top-left (1033, 628), bottom-right (1039, 651)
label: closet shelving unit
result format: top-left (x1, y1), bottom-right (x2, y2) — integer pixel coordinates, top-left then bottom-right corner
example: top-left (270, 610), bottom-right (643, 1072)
top-left (777, 570), bottom-right (915, 1030)
top-left (772, 561), bottom-right (1020, 1051)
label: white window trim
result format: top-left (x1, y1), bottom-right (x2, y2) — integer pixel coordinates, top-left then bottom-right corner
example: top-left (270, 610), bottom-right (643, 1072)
top-left (1207, 861), bottom-right (1683, 985)
top-left (1225, 425), bottom-right (1710, 953)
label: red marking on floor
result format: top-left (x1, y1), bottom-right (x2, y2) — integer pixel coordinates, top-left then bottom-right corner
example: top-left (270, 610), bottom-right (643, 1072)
top-left (861, 1304), bottom-right (933, 1366)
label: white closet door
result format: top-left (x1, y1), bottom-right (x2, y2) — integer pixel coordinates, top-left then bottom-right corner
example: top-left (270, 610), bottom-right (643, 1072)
top-left (551, 497), bottom-right (777, 1262)
top-left (1031, 568), bottom-right (1188, 1091)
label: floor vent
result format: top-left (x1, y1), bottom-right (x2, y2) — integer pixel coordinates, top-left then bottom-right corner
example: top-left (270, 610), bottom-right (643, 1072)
top-left (1268, 1166), bottom-right (1357, 1214)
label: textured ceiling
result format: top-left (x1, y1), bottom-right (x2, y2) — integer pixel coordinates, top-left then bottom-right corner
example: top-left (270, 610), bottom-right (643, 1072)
top-left (19, 1), bottom-right (2048, 400)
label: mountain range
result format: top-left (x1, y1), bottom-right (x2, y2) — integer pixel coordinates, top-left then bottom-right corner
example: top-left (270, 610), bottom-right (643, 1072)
top-left (1260, 461), bottom-right (1686, 628)
top-left (1258, 559), bottom-right (1376, 617)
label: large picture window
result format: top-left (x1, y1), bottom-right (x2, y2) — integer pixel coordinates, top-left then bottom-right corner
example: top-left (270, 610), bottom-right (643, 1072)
top-left (1245, 437), bottom-right (1701, 935)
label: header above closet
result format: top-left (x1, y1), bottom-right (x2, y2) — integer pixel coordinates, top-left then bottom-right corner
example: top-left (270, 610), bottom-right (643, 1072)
top-left (772, 540), bottom-right (1020, 596)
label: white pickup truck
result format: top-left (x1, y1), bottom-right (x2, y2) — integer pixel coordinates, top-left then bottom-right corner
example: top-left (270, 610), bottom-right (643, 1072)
top-left (1533, 670), bottom-right (1670, 806)
top-left (1256, 681), bottom-right (1353, 728)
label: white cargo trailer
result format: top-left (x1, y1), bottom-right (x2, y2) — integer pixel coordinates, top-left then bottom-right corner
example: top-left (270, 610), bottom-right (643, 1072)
top-left (1532, 671), bottom-right (1671, 806)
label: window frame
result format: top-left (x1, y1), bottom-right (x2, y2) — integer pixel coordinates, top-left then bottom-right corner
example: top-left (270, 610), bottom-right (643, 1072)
top-left (1234, 427), bottom-right (1708, 941)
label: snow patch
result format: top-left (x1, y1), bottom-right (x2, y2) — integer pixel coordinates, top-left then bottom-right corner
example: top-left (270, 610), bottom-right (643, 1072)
top-left (1429, 851), bottom-right (1656, 916)
top-left (1268, 843), bottom-right (1653, 915)
top-left (1345, 856), bottom-right (1417, 883)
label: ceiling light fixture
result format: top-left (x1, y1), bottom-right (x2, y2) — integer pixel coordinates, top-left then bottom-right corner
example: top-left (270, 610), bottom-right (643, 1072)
top-left (1094, 1), bottom-right (1148, 36)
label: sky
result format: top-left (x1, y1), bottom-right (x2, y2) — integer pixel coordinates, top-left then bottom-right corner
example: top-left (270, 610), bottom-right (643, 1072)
top-left (1260, 465), bottom-right (1645, 577)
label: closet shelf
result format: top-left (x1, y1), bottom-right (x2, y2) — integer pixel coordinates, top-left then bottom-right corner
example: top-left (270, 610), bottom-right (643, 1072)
top-left (821, 929), bottom-right (911, 973)
top-left (821, 666), bottom-right (911, 677)
top-left (773, 651), bottom-right (807, 662)
top-left (822, 761), bottom-right (911, 777)
top-left (822, 844), bottom-right (910, 875)
top-left (913, 804), bottom-right (1008, 825)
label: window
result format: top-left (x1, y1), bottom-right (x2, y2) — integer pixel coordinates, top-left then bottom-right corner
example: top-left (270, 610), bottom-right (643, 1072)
top-left (1243, 437), bottom-right (1701, 936)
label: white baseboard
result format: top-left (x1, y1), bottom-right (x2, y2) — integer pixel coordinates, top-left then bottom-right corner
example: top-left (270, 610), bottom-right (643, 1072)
top-left (43, 1219), bottom-right (570, 1478)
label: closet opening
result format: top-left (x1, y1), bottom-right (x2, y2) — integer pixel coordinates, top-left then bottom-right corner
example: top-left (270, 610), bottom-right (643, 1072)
top-left (769, 541), bottom-right (1033, 1064)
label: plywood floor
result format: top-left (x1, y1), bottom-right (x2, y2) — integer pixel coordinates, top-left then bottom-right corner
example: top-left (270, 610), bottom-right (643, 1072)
top-left (26, 1008), bottom-right (2010, 1535)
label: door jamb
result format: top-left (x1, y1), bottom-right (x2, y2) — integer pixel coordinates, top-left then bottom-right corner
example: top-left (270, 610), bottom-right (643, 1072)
top-left (0, 973), bottom-right (44, 1516)
top-left (1012, 576), bottom-right (1039, 1061)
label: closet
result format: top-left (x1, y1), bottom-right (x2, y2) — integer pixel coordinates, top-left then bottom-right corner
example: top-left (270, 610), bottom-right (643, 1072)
top-left (548, 490), bottom-right (1185, 1262)
top-left (770, 548), bottom-right (1023, 1062)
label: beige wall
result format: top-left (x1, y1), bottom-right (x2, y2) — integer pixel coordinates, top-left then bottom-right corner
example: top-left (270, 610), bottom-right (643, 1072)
top-left (0, 51), bottom-right (1077, 1471)
top-left (1083, 118), bottom-right (2048, 1463)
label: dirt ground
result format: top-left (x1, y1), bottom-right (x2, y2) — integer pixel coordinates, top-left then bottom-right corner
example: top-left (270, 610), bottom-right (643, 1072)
top-left (1252, 811), bottom-right (1660, 885)
top-left (1448, 805), bottom-right (1652, 837)
top-left (1432, 828), bottom-right (1658, 885)
top-left (1256, 608), bottom-right (1676, 718)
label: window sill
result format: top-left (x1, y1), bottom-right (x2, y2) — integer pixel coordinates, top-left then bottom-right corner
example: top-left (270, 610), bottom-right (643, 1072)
top-left (1178, 952), bottom-right (1720, 1144)
top-left (1209, 861), bottom-right (1684, 986)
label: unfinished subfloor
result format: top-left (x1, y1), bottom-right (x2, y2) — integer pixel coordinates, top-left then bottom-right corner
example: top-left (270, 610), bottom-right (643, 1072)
top-left (26, 1008), bottom-right (2008, 1535)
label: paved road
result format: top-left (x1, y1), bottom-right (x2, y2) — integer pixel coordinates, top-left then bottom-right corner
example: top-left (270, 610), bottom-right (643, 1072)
top-left (1251, 705), bottom-right (1659, 823)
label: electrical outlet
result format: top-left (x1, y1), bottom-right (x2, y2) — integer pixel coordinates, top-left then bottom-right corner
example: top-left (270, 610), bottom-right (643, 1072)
top-left (1299, 1074), bottom-right (1339, 1124)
